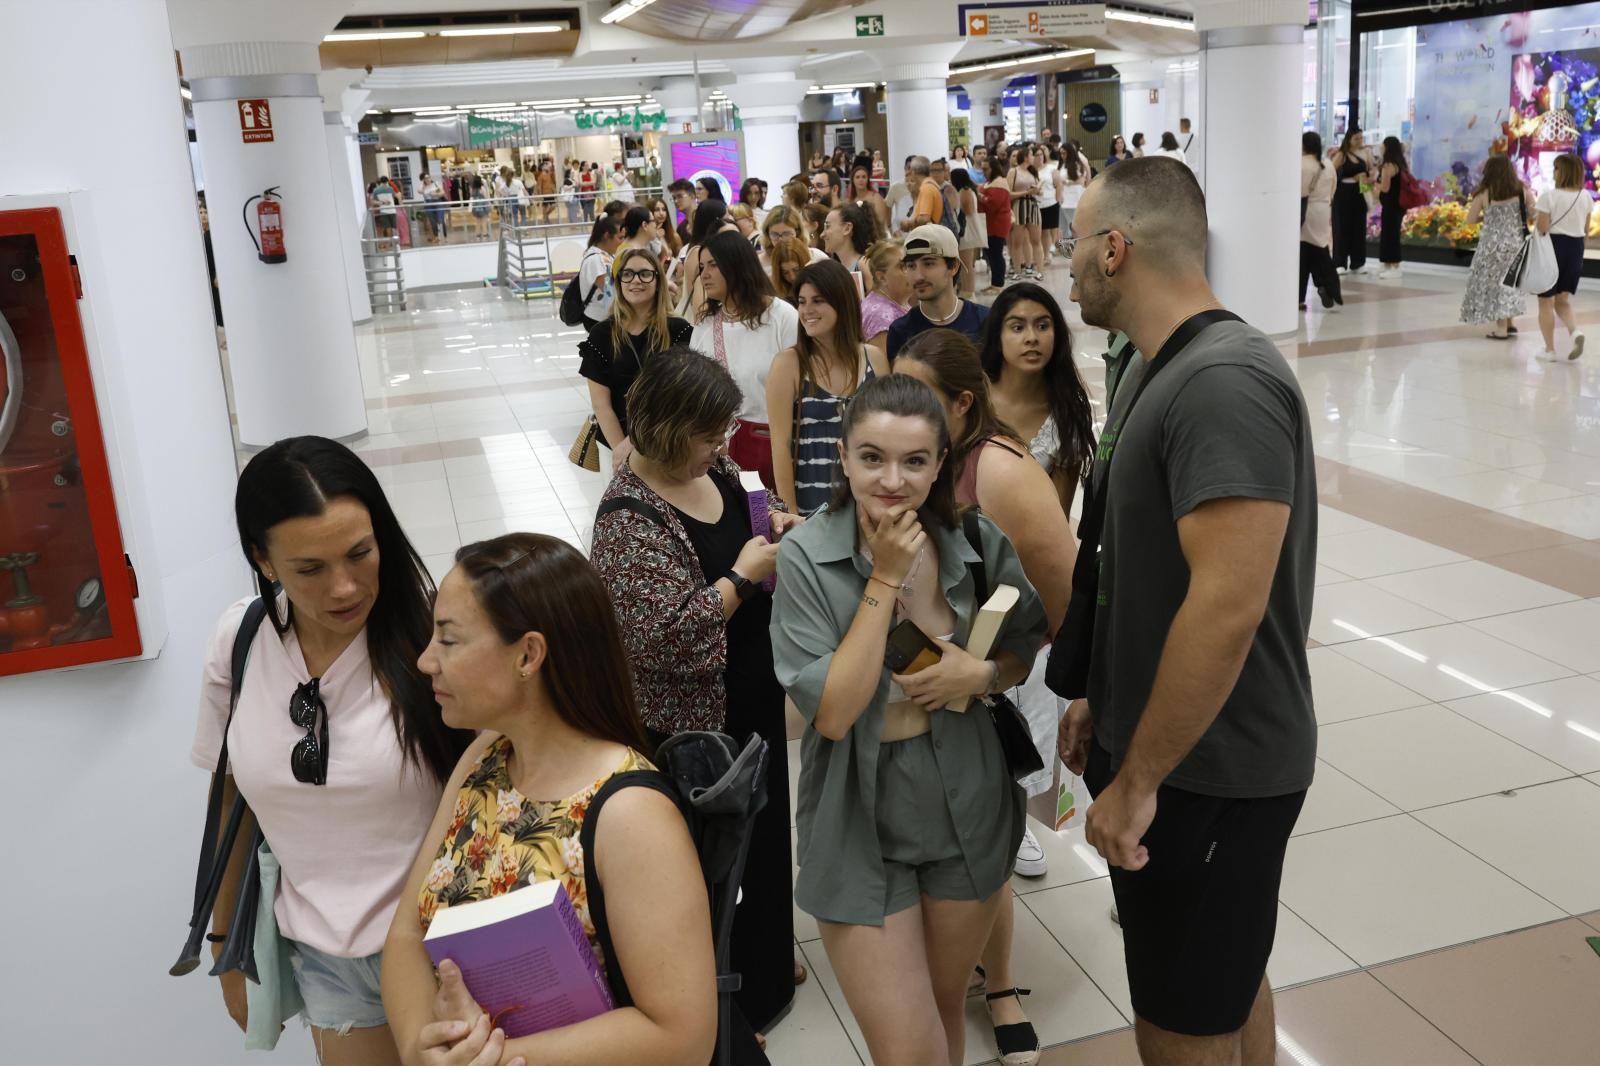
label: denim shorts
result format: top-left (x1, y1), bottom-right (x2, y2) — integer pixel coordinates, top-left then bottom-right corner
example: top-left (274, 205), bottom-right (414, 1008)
top-left (288, 940), bottom-right (388, 1034)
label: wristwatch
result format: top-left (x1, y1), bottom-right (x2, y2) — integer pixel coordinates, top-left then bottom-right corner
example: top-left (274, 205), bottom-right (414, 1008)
top-left (723, 570), bottom-right (757, 601)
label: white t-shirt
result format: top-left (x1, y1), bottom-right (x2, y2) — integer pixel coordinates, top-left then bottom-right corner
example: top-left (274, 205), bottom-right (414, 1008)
top-left (579, 246), bottom-right (616, 323)
top-left (1152, 147), bottom-right (1187, 164)
top-left (1037, 162), bottom-right (1059, 209)
top-left (191, 596), bottom-right (443, 958)
top-left (690, 299), bottom-right (800, 424)
top-left (1536, 187), bottom-right (1595, 238)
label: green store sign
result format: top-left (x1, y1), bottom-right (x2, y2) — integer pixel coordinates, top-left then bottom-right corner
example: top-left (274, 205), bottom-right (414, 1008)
top-left (575, 108), bottom-right (668, 131)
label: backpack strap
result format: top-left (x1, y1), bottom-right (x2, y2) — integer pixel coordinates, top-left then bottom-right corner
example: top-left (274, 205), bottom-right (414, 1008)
top-left (579, 769), bottom-right (684, 1007)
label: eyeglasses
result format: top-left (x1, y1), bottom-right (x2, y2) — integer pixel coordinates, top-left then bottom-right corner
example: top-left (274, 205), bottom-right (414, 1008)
top-left (289, 679), bottom-right (329, 786)
top-left (619, 268), bottom-right (658, 283)
top-left (1060, 229), bottom-right (1133, 258)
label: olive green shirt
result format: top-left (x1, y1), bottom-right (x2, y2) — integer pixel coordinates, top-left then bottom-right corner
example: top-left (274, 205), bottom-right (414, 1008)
top-left (770, 500), bottom-right (1047, 925)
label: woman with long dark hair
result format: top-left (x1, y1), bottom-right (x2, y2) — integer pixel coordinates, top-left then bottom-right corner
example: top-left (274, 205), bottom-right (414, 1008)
top-left (591, 349), bottom-right (805, 1037)
top-left (1300, 131), bottom-right (1343, 310)
top-left (1461, 153), bottom-right (1535, 339)
top-left (849, 162), bottom-right (892, 237)
top-left (768, 259), bottom-right (889, 514)
top-left (192, 437), bottom-right (473, 1064)
top-left (695, 176), bottom-right (726, 205)
top-left (673, 199), bottom-right (736, 319)
top-left (822, 201), bottom-right (877, 280)
top-left (691, 231), bottom-right (801, 489)
top-left (894, 331), bottom-right (1075, 1066)
top-left (1374, 136), bottom-right (1410, 279)
top-left (383, 534), bottom-right (718, 1066)
top-left (770, 373), bottom-right (1047, 1066)
top-left (1105, 134), bottom-right (1132, 168)
top-left (739, 177), bottom-right (768, 224)
top-left (1331, 129), bottom-right (1373, 274)
top-left (1006, 146), bottom-right (1042, 282)
top-left (951, 168), bottom-right (986, 299)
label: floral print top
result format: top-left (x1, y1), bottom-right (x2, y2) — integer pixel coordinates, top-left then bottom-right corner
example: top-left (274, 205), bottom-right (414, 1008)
top-left (417, 737), bottom-right (653, 967)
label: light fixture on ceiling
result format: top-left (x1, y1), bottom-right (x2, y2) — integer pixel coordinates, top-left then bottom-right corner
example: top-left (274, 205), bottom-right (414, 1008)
top-left (324, 29), bottom-right (427, 42)
top-left (600, 0), bottom-right (660, 25)
top-left (439, 24), bottom-right (565, 36)
top-left (521, 99), bottom-right (582, 106)
top-left (951, 47), bottom-right (1093, 74)
top-left (1106, 9), bottom-right (1196, 30)
top-left (465, 102), bottom-right (519, 109)
top-left (388, 105), bottom-right (456, 113)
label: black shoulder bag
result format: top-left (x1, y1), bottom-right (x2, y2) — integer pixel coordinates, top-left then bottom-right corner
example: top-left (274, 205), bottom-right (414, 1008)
top-left (170, 597), bottom-right (270, 978)
top-left (960, 511), bottom-right (1044, 782)
top-left (1044, 309), bottom-right (1243, 701)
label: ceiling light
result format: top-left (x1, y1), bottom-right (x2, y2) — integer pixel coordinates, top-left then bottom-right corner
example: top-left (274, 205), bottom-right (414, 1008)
top-left (180, 86), bottom-right (193, 100)
top-left (522, 99), bottom-right (581, 106)
top-left (365, 108), bottom-right (382, 114)
top-left (1106, 9), bottom-right (1195, 29)
top-left (389, 105), bottom-right (455, 113)
top-left (820, 82), bottom-right (876, 90)
top-left (439, 25), bottom-right (564, 36)
top-left (465, 102), bottom-right (519, 108)
top-left (324, 30), bottom-right (427, 41)
top-left (952, 47), bottom-right (1092, 74)
top-left (600, 0), bottom-right (659, 25)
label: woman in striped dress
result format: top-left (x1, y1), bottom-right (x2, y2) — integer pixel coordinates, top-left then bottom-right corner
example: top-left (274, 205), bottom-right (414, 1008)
top-left (766, 260), bottom-right (889, 514)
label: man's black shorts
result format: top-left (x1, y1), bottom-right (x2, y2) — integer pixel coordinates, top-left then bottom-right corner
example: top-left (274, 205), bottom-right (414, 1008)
top-left (1085, 744), bottom-right (1306, 1037)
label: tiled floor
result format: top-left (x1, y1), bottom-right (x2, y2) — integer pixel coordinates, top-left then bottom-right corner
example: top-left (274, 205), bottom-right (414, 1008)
top-left (334, 260), bottom-right (1600, 1064)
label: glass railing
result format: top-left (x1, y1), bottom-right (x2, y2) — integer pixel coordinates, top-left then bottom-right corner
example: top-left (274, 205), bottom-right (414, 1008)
top-left (367, 187), bottom-right (669, 248)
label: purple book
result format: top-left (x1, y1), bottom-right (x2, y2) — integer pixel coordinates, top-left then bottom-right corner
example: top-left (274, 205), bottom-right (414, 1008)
top-left (739, 470), bottom-right (777, 591)
top-left (423, 880), bottom-right (613, 1039)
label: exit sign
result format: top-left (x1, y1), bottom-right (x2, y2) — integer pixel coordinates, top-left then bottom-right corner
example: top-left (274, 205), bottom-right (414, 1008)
top-left (855, 13), bottom-right (884, 35)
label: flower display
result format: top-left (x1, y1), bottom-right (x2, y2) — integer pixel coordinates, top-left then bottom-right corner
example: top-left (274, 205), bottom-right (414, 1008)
top-left (1399, 200), bottom-right (1482, 247)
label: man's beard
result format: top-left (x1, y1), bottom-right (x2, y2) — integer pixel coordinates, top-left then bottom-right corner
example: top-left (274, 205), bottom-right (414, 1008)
top-left (1074, 265), bottom-right (1120, 330)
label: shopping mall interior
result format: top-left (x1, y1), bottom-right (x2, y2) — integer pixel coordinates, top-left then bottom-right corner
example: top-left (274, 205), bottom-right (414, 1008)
top-left (2, 0), bottom-right (1599, 1063)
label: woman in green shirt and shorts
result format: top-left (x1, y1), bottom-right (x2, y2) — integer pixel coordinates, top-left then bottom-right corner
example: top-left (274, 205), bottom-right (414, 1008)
top-left (770, 374), bottom-right (1047, 1065)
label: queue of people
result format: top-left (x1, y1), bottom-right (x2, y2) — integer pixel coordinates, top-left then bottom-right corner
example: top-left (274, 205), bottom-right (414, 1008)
top-left (194, 152), bottom-right (1321, 1066)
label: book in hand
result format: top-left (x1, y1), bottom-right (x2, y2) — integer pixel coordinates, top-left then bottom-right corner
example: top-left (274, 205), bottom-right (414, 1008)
top-left (423, 880), bottom-right (613, 1039)
top-left (947, 584), bottom-right (1020, 712)
top-left (738, 470), bottom-right (777, 591)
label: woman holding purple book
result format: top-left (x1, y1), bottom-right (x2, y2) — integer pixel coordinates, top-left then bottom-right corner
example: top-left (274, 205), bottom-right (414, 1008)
top-left (590, 347), bottom-right (806, 1041)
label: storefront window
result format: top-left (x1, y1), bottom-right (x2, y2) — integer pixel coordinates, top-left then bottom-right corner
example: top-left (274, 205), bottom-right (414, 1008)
top-left (1359, 1), bottom-right (1600, 251)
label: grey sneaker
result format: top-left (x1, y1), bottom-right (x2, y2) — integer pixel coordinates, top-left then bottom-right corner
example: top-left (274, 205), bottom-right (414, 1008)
top-left (1570, 333), bottom-right (1586, 361)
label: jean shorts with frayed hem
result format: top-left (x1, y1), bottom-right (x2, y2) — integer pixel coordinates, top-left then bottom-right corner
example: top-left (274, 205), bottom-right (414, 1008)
top-left (288, 941), bottom-right (388, 1035)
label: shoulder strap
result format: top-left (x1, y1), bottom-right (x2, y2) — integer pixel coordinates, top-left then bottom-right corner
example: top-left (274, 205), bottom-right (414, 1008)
top-left (961, 510), bottom-right (988, 605)
top-left (579, 769), bottom-right (683, 1008)
top-left (595, 495), bottom-right (668, 530)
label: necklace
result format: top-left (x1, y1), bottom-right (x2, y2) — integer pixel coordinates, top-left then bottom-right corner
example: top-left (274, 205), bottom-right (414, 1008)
top-left (924, 298), bottom-right (963, 326)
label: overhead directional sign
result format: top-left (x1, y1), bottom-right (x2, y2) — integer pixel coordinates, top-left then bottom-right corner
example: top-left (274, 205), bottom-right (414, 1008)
top-left (958, 1), bottom-right (1106, 37)
top-left (855, 13), bottom-right (885, 36)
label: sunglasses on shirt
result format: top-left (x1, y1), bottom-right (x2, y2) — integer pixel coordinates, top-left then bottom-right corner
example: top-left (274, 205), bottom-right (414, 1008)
top-left (289, 679), bottom-right (329, 786)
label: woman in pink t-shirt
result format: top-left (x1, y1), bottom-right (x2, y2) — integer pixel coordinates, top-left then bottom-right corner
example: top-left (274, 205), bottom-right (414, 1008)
top-left (191, 437), bottom-right (472, 1064)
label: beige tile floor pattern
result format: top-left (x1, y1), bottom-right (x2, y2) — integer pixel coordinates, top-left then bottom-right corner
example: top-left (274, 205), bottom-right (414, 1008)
top-left (294, 259), bottom-right (1600, 1065)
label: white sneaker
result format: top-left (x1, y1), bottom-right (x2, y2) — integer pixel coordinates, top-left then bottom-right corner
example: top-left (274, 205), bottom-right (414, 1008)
top-left (1014, 827), bottom-right (1048, 878)
top-left (1570, 333), bottom-right (1586, 361)
top-left (1109, 905), bottom-right (1121, 927)
top-left (1378, 268), bottom-right (1402, 280)
top-left (1538, 349), bottom-right (1562, 363)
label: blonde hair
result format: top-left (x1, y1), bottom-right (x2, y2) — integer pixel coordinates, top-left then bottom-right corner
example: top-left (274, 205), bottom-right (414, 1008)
top-left (1554, 153), bottom-right (1585, 192)
top-left (760, 206), bottom-right (811, 251)
top-left (783, 181), bottom-right (809, 211)
top-left (728, 203), bottom-right (755, 224)
top-left (864, 238), bottom-right (905, 294)
top-left (608, 247), bottom-right (673, 355)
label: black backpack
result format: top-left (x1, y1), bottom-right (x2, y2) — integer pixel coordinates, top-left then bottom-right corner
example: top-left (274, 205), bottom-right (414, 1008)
top-left (581, 731), bottom-right (771, 1066)
top-left (559, 250), bottom-right (602, 326)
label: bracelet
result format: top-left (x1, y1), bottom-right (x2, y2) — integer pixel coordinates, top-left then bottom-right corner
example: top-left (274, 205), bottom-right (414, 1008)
top-left (984, 660), bottom-right (1000, 695)
top-left (867, 574), bottom-right (902, 592)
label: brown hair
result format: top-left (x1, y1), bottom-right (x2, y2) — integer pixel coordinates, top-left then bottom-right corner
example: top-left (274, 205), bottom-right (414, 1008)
top-left (783, 180), bottom-right (809, 212)
top-left (625, 345), bottom-right (741, 470)
top-left (793, 260), bottom-right (866, 391)
top-left (1476, 153), bottom-right (1523, 202)
top-left (803, 203), bottom-right (830, 248)
top-left (454, 534), bottom-right (652, 756)
top-left (646, 196), bottom-right (681, 255)
top-left (1554, 153), bottom-right (1585, 192)
top-left (828, 374), bottom-right (959, 528)
top-left (769, 236), bottom-right (813, 299)
top-left (895, 328), bottom-right (1023, 472)
top-left (608, 247), bottom-right (673, 356)
top-left (761, 205), bottom-right (811, 251)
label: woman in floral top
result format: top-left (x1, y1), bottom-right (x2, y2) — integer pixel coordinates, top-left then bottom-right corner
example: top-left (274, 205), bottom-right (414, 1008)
top-left (382, 534), bottom-right (715, 1066)
top-left (590, 347), bottom-right (806, 1034)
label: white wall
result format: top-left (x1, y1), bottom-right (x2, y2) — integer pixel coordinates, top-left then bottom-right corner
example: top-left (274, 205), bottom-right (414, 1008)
top-left (0, 2), bottom-right (293, 1062)
top-left (1118, 82), bottom-right (1165, 152)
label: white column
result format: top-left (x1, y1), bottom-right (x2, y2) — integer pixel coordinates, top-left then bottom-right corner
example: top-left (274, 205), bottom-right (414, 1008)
top-left (963, 78), bottom-right (1007, 150)
top-left (653, 75), bottom-right (701, 135)
top-left (324, 110), bottom-right (373, 324)
top-left (873, 43), bottom-right (963, 172)
top-left (724, 63), bottom-right (809, 187)
top-left (185, 42), bottom-right (367, 445)
top-left (0, 1), bottom-right (264, 1062)
top-left (1195, 0), bottom-right (1304, 336)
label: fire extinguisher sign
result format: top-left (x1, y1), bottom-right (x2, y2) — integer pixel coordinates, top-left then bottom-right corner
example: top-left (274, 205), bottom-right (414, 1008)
top-left (238, 99), bottom-right (275, 143)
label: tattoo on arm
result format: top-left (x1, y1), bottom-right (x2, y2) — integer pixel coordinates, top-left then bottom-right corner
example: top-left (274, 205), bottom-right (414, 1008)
top-left (863, 594), bottom-right (880, 608)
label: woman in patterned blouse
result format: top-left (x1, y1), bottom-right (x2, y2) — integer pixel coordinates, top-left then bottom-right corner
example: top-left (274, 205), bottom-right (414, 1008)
top-left (590, 347), bottom-right (806, 1034)
top-left (382, 534), bottom-right (716, 1066)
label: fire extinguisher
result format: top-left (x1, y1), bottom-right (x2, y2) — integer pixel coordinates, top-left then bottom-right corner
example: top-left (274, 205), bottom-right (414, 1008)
top-left (243, 186), bottom-right (287, 264)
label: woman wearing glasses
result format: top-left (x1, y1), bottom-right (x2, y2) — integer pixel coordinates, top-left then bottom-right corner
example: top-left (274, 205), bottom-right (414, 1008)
top-left (590, 348), bottom-right (806, 1037)
top-left (580, 247), bottom-right (694, 471)
top-left (191, 436), bottom-right (474, 1064)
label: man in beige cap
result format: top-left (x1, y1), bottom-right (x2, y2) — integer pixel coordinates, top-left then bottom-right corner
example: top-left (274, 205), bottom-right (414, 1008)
top-left (885, 223), bottom-right (990, 360)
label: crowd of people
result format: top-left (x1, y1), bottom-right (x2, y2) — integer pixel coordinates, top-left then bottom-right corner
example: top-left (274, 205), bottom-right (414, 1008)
top-left (195, 149), bottom-right (1328, 1066)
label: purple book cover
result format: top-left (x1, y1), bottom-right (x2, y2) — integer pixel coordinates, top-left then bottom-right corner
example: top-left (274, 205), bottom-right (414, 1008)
top-left (738, 470), bottom-right (777, 591)
top-left (423, 880), bottom-right (613, 1039)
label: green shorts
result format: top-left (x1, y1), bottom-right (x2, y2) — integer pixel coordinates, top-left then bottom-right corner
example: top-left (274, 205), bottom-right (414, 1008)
top-left (877, 732), bottom-right (998, 916)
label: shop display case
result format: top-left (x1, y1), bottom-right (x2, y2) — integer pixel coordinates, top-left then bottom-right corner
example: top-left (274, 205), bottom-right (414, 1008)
top-left (0, 205), bottom-right (141, 674)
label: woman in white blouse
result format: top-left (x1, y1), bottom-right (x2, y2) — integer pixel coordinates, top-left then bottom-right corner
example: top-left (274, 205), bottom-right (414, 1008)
top-left (1535, 153), bottom-right (1595, 362)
